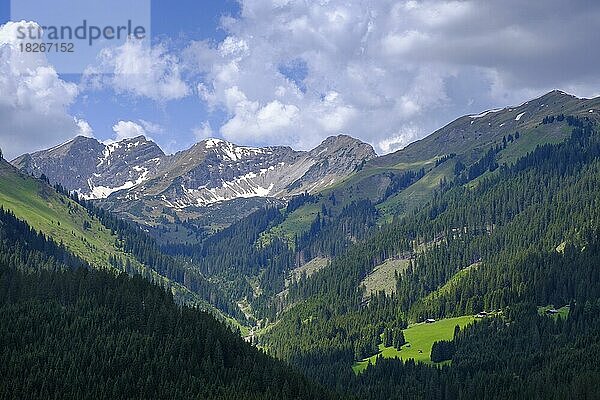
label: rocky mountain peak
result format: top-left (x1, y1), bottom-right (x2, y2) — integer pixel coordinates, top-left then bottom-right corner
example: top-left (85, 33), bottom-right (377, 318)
top-left (46, 135), bottom-right (104, 157)
top-left (12, 134), bottom-right (377, 223)
top-left (194, 138), bottom-right (280, 162)
top-left (310, 134), bottom-right (377, 158)
top-left (12, 135), bottom-right (165, 200)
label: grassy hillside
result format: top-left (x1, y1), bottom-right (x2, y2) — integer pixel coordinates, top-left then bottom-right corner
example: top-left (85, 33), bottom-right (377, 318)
top-left (410, 263), bottom-right (481, 314)
top-left (286, 257), bottom-right (330, 287)
top-left (0, 158), bottom-right (234, 316)
top-left (352, 315), bottom-right (475, 373)
top-left (259, 202), bottom-right (323, 245)
top-left (496, 122), bottom-right (572, 165)
top-left (377, 159), bottom-right (457, 221)
top-left (0, 158), bottom-right (128, 270)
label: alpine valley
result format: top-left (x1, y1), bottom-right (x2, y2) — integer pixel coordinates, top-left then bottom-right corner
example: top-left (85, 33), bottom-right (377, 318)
top-left (3, 90), bottom-right (600, 399)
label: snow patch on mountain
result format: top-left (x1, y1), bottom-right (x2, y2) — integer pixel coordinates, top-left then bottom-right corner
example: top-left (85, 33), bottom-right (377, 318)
top-left (204, 138), bottom-right (272, 162)
top-left (83, 166), bottom-right (150, 200)
top-left (470, 108), bottom-right (502, 119)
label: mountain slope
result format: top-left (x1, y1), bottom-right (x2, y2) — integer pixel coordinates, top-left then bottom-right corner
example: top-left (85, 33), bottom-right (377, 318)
top-left (0, 208), bottom-right (339, 400)
top-left (264, 91), bottom-right (600, 238)
top-left (373, 90), bottom-right (600, 166)
top-left (0, 156), bottom-right (132, 270)
top-left (259, 114), bottom-right (600, 392)
top-left (0, 157), bottom-right (239, 317)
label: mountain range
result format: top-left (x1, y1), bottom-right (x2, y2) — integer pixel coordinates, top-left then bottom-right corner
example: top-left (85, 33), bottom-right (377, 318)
top-left (14, 90), bottom-right (600, 231)
top-left (13, 134), bottom-right (375, 226)
top-left (3, 89), bottom-right (600, 399)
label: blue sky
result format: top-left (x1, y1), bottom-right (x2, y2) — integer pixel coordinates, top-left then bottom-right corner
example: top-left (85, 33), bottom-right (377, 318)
top-left (73, 0), bottom-right (240, 152)
top-left (1, 0), bottom-right (600, 160)
top-left (0, 0), bottom-right (243, 157)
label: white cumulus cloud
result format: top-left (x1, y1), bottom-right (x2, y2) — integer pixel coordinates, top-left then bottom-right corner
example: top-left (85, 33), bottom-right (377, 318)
top-left (110, 120), bottom-right (147, 142)
top-left (75, 118), bottom-right (94, 138)
top-left (0, 21), bottom-right (81, 160)
top-left (87, 39), bottom-right (190, 102)
top-left (184, 0), bottom-right (600, 153)
top-left (182, 1), bottom-right (454, 152)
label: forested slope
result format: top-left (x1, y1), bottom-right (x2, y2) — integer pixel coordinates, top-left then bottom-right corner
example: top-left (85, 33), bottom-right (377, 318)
top-left (258, 115), bottom-right (600, 397)
top-left (0, 206), bottom-right (340, 400)
top-left (0, 157), bottom-right (240, 318)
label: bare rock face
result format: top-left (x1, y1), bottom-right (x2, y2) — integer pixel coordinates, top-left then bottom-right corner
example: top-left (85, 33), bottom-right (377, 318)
top-left (13, 136), bottom-right (165, 199)
top-left (12, 134), bottom-right (376, 222)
